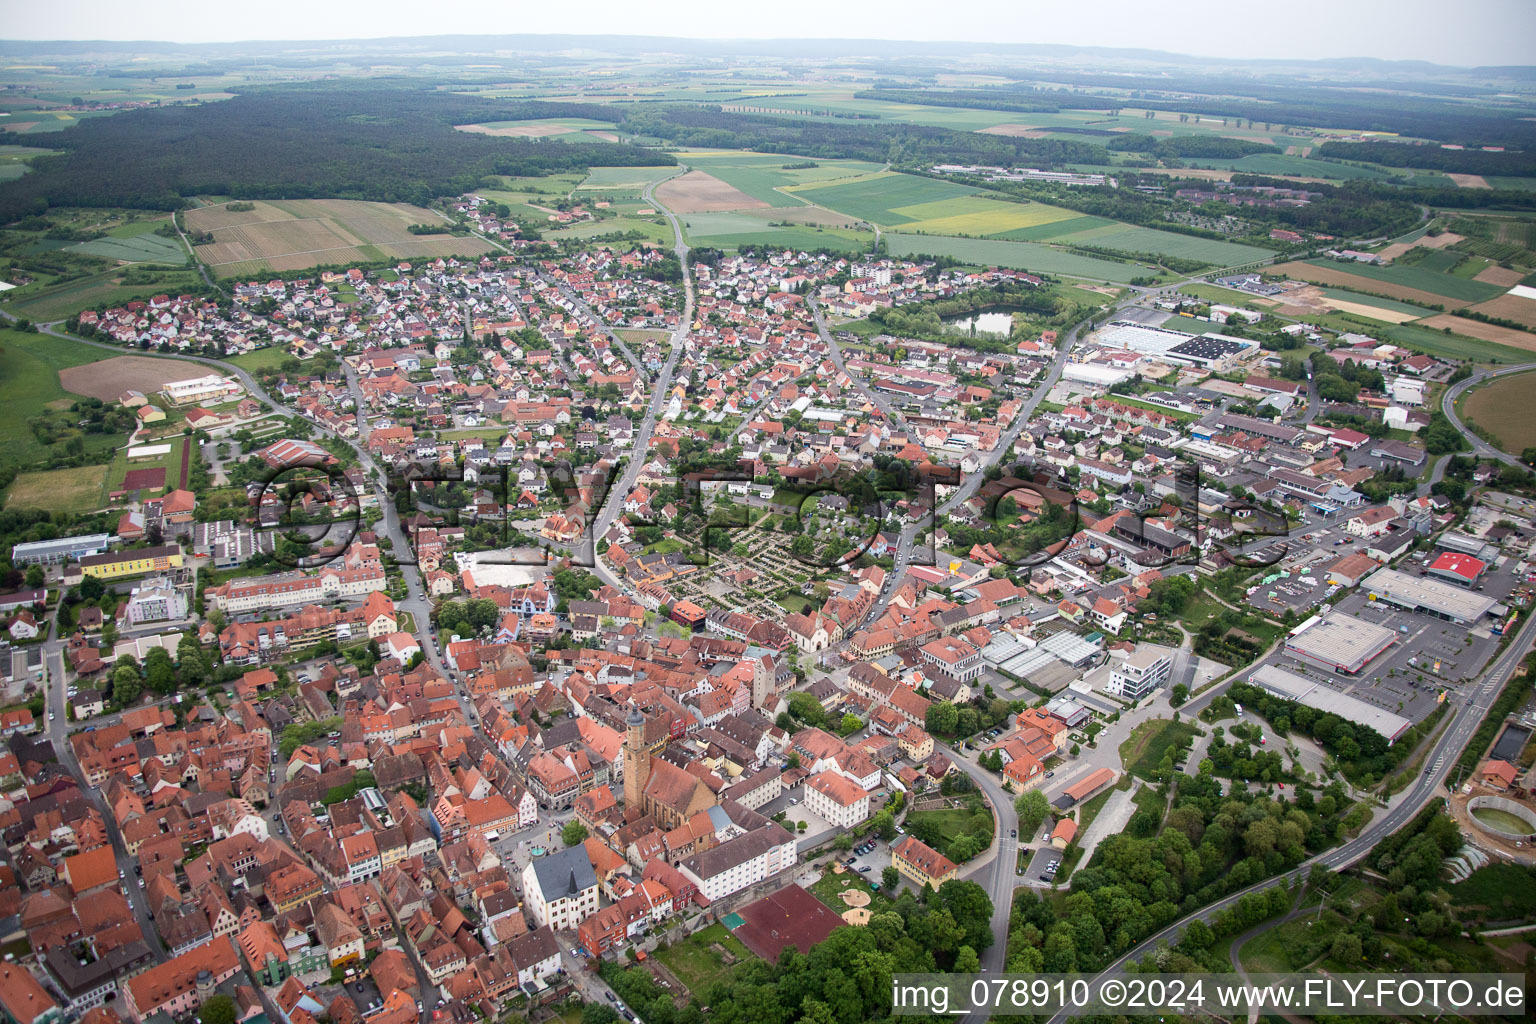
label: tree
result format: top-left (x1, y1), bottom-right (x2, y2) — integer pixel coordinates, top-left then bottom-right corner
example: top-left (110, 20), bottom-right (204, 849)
top-left (925, 701), bottom-right (958, 735)
top-left (953, 944), bottom-right (981, 974)
top-left (1170, 683), bottom-right (1189, 708)
top-left (582, 1005), bottom-right (620, 1024)
top-left (1015, 790), bottom-right (1050, 835)
top-left (871, 808), bottom-right (896, 841)
top-left (77, 575), bottom-right (104, 602)
top-left (23, 565), bottom-right (43, 588)
top-left (144, 647), bottom-right (176, 694)
top-left (111, 663), bottom-right (142, 706)
top-left (561, 821), bottom-right (588, 846)
top-left (1330, 931), bottom-right (1363, 963)
top-left (839, 713), bottom-right (862, 734)
top-left (882, 866), bottom-right (900, 891)
top-left (200, 995), bottom-right (237, 1024)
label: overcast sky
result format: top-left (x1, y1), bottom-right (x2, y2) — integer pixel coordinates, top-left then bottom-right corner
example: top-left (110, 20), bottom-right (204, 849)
top-left (6, 0), bottom-right (1534, 67)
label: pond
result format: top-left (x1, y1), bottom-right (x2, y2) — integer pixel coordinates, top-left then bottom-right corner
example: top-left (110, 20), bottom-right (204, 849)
top-left (944, 307), bottom-right (1015, 337)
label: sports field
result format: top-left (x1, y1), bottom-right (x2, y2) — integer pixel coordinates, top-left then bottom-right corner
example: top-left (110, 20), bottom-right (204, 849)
top-left (186, 199), bottom-right (494, 276)
top-left (883, 234), bottom-right (1144, 282)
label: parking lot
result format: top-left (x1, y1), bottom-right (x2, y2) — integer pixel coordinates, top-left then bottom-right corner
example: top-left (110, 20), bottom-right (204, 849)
top-left (1252, 586), bottom-right (1506, 728)
top-left (1021, 843), bottom-right (1061, 884)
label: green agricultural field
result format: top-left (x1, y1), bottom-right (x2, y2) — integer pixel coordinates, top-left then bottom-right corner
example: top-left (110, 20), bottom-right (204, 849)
top-left (226, 347), bottom-right (299, 372)
top-left (1303, 258), bottom-right (1505, 303)
top-left (883, 234), bottom-right (1145, 282)
top-left (2, 268), bottom-right (204, 321)
top-left (789, 172), bottom-right (977, 225)
top-left (679, 153), bottom-right (885, 208)
top-left (576, 165), bottom-right (677, 189)
top-left (1044, 223), bottom-right (1274, 266)
top-left (1385, 322), bottom-right (1535, 364)
top-left (0, 327), bottom-right (122, 470)
top-left (989, 214), bottom-right (1117, 241)
top-left (545, 215), bottom-right (674, 245)
top-left (67, 228), bottom-right (188, 265)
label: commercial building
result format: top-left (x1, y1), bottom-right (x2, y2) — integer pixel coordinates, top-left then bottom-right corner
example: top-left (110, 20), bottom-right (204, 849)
top-left (1425, 551), bottom-right (1488, 588)
top-left (890, 835), bottom-right (958, 889)
top-left (1247, 664), bottom-right (1412, 743)
top-left (11, 534), bottom-right (112, 566)
top-left (1360, 568), bottom-right (1498, 624)
top-left (1107, 645), bottom-right (1174, 700)
top-left (1283, 615), bottom-right (1396, 675)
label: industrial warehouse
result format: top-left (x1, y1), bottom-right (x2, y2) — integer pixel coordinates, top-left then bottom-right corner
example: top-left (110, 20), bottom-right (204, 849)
top-left (1283, 613), bottom-right (1398, 675)
top-left (1360, 568), bottom-right (1500, 624)
top-left (1247, 664), bottom-right (1413, 743)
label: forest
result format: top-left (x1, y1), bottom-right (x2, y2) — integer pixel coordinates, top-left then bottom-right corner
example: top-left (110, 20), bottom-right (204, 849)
top-left (871, 77), bottom-right (1536, 147)
top-left (0, 84), bottom-right (672, 220)
top-left (1315, 140), bottom-right (1536, 177)
top-left (1107, 134), bottom-right (1280, 159)
top-left (615, 106), bottom-right (1110, 167)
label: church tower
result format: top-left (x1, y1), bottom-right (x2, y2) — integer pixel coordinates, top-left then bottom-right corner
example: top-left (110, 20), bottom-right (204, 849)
top-left (623, 703), bottom-right (650, 811)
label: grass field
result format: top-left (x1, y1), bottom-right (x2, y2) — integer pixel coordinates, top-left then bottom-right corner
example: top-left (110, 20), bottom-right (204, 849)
top-left (1460, 371), bottom-right (1536, 452)
top-left (186, 199), bottom-right (494, 276)
top-left (1317, 286), bottom-right (1434, 317)
top-left (788, 171), bottom-right (977, 224)
top-left (0, 328), bottom-right (122, 470)
top-left (2, 464), bottom-right (110, 513)
top-left (1119, 719), bottom-right (1200, 780)
top-left (883, 234), bottom-right (1145, 282)
top-left (227, 347), bottom-right (299, 372)
top-left (653, 923), bottom-right (756, 996)
top-left (989, 214), bottom-right (1118, 241)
